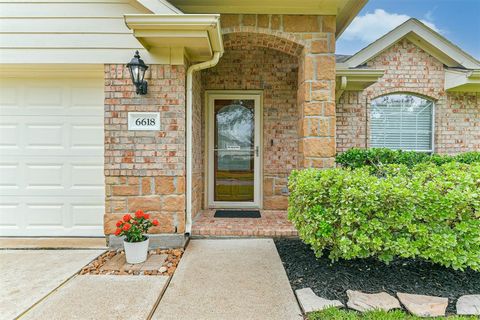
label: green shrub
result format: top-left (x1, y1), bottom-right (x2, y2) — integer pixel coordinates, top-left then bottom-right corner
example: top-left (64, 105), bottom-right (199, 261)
top-left (288, 162), bottom-right (480, 271)
top-left (336, 148), bottom-right (480, 170)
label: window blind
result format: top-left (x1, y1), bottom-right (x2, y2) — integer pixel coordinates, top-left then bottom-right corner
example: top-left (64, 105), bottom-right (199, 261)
top-left (370, 94), bottom-right (433, 152)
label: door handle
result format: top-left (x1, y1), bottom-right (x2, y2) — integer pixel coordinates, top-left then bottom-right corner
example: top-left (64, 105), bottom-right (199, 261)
top-left (255, 146), bottom-right (259, 157)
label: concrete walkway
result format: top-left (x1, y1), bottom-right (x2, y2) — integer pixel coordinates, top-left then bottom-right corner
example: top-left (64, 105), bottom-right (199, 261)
top-left (152, 239), bottom-right (302, 320)
top-left (22, 275), bottom-right (169, 320)
top-left (0, 250), bottom-right (104, 320)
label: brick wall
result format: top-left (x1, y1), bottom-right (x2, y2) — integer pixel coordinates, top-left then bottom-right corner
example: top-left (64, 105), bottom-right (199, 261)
top-left (336, 38), bottom-right (479, 154)
top-left (202, 46), bottom-right (299, 210)
top-left (437, 92), bottom-right (480, 153)
top-left (104, 64), bottom-right (186, 234)
top-left (191, 69), bottom-right (204, 219)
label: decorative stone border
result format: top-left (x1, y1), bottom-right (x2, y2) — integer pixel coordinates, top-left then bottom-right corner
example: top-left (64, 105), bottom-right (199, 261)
top-left (295, 288), bottom-right (480, 317)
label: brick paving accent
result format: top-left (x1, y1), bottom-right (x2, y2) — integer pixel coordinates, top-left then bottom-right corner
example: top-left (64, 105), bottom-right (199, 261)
top-left (336, 38), bottom-right (480, 154)
top-left (191, 210), bottom-right (298, 237)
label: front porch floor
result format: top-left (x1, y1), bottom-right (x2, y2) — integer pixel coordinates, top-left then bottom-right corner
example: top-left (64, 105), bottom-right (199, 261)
top-left (191, 210), bottom-right (298, 237)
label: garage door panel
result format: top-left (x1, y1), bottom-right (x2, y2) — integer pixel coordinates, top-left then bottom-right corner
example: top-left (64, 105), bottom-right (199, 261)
top-left (0, 196), bottom-right (104, 236)
top-left (71, 123), bottom-right (104, 149)
top-left (26, 123), bottom-right (64, 148)
top-left (71, 164), bottom-right (104, 189)
top-left (26, 203), bottom-right (64, 226)
top-left (0, 78), bottom-right (104, 117)
top-left (0, 156), bottom-right (103, 196)
top-left (0, 163), bottom-right (20, 189)
top-left (0, 203), bottom-right (19, 226)
top-left (0, 85), bottom-right (20, 112)
top-left (26, 164), bottom-right (64, 188)
top-left (72, 204), bottom-right (104, 227)
top-left (1, 116), bottom-right (103, 156)
top-left (0, 76), bottom-right (104, 236)
top-left (25, 85), bottom-right (64, 108)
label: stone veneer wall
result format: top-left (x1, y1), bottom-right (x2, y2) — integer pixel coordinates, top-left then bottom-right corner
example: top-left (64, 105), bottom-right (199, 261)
top-left (104, 64), bottom-right (186, 235)
top-left (337, 38), bottom-right (479, 154)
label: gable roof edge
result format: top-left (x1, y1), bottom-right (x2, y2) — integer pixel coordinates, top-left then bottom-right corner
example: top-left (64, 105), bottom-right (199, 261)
top-left (343, 18), bottom-right (480, 70)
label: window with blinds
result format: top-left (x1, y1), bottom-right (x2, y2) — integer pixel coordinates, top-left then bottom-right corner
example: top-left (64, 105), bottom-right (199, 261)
top-left (370, 94), bottom-right (434, 152)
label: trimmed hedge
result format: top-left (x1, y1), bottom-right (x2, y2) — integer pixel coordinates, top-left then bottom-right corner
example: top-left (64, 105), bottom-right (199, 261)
top-left (336, 148), bottom-right (480, 170)
top-left (288, 162), bottom-right (480, 271)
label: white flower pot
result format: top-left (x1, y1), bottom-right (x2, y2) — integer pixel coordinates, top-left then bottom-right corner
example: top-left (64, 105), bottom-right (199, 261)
top-left (124, 236), bottom-right (149, 264)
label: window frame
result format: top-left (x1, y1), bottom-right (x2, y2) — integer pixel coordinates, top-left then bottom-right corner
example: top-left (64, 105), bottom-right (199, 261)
top-left (369, 94), bottom-right (435, 153)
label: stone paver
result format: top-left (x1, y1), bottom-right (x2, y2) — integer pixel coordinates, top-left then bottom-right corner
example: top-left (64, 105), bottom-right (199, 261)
top-left (456, 295), bottom-right (480, 315)
top-left (0, 250), bottom-right (103, 320)
top-left (152, 239), bottom-right (302, 320)
top-left (296, 288), bottom-right (343, 313)
top-left (23, 275), bottom-right (169, 320)
top-left (397, 292), bottom-right (448, 317)
top-left (346, 290), bottom-right (401, 312)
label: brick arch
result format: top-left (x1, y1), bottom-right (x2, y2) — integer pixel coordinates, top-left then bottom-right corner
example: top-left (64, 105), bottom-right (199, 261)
top-left (367, 89), bottom-right (441, 103)
top-left (222, 29), bottom-right (305, 56)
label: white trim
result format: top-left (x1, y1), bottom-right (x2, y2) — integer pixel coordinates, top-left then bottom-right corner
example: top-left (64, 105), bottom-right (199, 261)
top-left (136, 0), bottom-right (183, 14)
top-left (124, 14), bottom-right (223, 62)
top-left (342, 19), bottom-right (480, 69)
top-left (205, 91), bottom-right (263, 209)
top-left (445, 69), bottom-right (480, 92)
top-left (185, 52), bottom-right (222, 234)
top-left (369, 94), bottom-right (435, 153)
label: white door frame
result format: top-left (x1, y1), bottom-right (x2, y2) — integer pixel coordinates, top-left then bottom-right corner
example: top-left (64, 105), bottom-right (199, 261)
top-left (205, 90), bottom-right (263, 209)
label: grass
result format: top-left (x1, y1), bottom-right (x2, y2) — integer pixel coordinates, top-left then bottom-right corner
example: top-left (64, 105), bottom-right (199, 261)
top-left (307, 308), bottom-right (477, 320)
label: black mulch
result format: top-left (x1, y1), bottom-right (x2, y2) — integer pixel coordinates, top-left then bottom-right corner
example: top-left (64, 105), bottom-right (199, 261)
top-left (275, 238), bottom-right (480, 313)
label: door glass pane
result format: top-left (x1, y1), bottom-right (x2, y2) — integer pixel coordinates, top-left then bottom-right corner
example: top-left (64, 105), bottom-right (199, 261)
top-left (214, 99), bottom-right (255, 202)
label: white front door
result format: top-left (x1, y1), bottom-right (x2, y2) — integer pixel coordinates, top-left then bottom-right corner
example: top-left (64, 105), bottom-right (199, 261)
top-left (206, 91), bottom-right (262, 208)
top-left (0, 73), bottom-right (105, 236)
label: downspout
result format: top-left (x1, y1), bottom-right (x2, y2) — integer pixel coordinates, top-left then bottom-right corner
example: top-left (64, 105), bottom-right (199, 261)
top-left (185, 51), bottom-right (222, 234)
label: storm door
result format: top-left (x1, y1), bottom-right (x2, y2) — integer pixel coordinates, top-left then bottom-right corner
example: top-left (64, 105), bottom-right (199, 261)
top-left (207, 92), bottom-right (262, 208)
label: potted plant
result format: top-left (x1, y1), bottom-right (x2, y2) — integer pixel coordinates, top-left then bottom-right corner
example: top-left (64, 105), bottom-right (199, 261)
top-left (115, 210), bottom-right (159, 264)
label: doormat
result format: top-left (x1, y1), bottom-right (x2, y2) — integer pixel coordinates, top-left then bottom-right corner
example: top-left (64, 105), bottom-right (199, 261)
top-left (214, 210), bottom-right (261, 218)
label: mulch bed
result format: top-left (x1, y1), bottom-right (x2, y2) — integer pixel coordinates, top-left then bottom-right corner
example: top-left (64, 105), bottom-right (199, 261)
top-left (79, 248), bottom-right (183, 276)
top-left (275, 239), bottom-right (480, 313)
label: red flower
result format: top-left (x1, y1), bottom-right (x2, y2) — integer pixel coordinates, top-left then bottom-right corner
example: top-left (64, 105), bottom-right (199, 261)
top-left (144, 213), bottom-right (150, 219)
top-left (152, 219), bottom-right (159, 226)
top-left (135, 210), bottom-right (144, 218)
top-left (132, 220), bottom-right (138, 225)
top-left (123, 214), bottom-right (132, 222)
top-left (122, 223), bottom-right (131, 231)
top-left (116, 220), bottom-right (122, 227)
top-left (115, 228), bottom-right (121, 236)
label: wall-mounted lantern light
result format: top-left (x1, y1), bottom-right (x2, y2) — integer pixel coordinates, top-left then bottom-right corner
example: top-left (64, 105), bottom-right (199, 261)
top-left (127, 50), bottom-right (149, 95)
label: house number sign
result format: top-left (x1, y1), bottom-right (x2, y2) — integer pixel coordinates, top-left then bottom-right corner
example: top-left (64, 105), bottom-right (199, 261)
top-left (128, 112), bottom-right (160, 131)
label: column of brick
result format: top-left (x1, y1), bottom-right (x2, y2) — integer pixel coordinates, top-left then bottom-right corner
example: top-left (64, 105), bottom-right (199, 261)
top-left (104, 64), bottom-right (186, 235)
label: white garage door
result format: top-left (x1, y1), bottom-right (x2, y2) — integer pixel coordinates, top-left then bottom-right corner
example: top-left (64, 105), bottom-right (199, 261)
top-left (0, 73), bottom-right (104, 236)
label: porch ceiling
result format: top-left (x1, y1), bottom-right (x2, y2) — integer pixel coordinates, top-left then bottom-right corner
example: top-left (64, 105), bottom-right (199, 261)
top-left (166, 0), bottom-right (368, 37)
